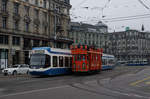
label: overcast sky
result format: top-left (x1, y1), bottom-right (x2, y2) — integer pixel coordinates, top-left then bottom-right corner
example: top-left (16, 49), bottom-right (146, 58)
top-left (70, 0), bottom-right (150, 32)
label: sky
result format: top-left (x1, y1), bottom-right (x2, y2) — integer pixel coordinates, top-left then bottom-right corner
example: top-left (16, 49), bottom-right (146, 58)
top-left (70, 0), bottom-right (150, 32)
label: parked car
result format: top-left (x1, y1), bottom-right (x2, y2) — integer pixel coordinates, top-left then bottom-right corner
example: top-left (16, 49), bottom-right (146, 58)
top-left (2, 64), bottom-right (30, 76)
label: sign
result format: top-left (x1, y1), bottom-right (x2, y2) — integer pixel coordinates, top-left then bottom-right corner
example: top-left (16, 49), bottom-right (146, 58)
top-left (0, 59), bottom-right (8, 69)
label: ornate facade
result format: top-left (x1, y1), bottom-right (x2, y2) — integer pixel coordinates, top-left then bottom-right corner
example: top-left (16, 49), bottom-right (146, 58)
top-left (0, 0), bottom-right (72, 69)
top-left (69, 22), bottom-right (108, 49)
top-left (106, 30), bottom-right (150, 62)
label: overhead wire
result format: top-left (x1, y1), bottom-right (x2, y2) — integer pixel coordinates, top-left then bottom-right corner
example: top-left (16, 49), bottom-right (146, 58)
top-left (104, 15), bottom-right (150, 22)
top-left (103, 14), bottom-right (150, 21)
top-left (71, 0), bottom-right (150, 23)
top-left (72, 0), bottom-right (89, 8)
top-left (138, 0), bottom-right (150, 9)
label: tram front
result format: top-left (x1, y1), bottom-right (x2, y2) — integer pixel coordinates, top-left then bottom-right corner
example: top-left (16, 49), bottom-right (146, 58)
top-left (29, 49), bottom-right (51, 76)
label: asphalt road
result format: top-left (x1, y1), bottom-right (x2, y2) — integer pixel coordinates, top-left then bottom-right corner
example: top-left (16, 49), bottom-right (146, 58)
top-left (0, 66), bottom-right (150, 99)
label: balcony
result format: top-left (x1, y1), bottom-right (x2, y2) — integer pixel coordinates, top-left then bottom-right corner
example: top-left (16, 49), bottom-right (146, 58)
top-left (50, 35), bottom-right (73, 43)
top-left (56, 25), bottom-right (64, 32)
top-left (13, 13), bottom-right (21, 21)
top-left (0, 10), bottom-right (9, 17)
top-left (33, 18), bottom-right (40, 25)
top-left (24, 15), bottom-right (31, 23)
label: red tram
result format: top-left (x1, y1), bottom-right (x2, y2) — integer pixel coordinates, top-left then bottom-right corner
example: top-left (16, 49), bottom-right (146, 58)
top-left (71, 45), bottom-right (103, 73)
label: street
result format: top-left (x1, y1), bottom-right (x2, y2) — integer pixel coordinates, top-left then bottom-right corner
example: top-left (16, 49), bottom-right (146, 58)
top-left (0, 66), bottom-right (150, 99)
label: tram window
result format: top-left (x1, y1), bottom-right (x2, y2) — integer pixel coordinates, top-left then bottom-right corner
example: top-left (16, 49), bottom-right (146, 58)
top-left (77, 55), bottom-right (81, 61)
top-left (96, 55), bottom-right (98, 60)
top-left (87, 55), bottom-right (89, 61)
top-left (70, 57), bottom-right (72, 67)
top-left (44, 55), bottom-right (51, 68)
top-left (108, 60), bottom-right (114, 64)
top-left (68, 57), bottom-right (70, 67)
top-left (65, 57), bottom-right (69, 67)
top-left (53, 56), bottom-right (58, 67)
top-left (73, 55), bottom-right (76, 61)
top-left (59, 56), bottom-right (63, 67)
top-left (102, 59), bottom-right (107, 65)
top-left (83, 55), bottom-right (85, 61)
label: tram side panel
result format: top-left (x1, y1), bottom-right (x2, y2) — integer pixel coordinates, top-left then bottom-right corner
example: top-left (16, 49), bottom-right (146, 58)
top-left (71, 47), bottom-right (102, 73)
top-left (29, 47), bottom-right (72, 76)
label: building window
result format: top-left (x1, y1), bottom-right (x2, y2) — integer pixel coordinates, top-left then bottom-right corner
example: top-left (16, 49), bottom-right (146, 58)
top-left (13, 52), bottom-right (19, 65)
top-left (44, 26), bottom-right (47, 34)
top-left (0, 35), bottom-right (8, 44)
top-left (35, 0), bottom-right (38, 5)
top-left (42, 40), bottom-right (48, 46)
top-left (14, 3), bottom-right (19, 14)
top-left (24, 38), bottom-right (31, 49)
top-left (33, 40), bottom-right (40, 47)
top-left (43, 0), bottom-right (46, 8)
top-left (12, 36), bottom-right (20, 46)
top-left (2, 0), bottom-right (7, 11)
top-left (25, 22), bottom-right (29, 32)
top-left (35, 9), bottom-right (39, 19)
top-left (2, 17), bottom-right (7, 29)
top-left (14, 21), bottom-right (19, 30)
top-left (44, 12), bottom-right (47, 21)
top-left (24, 6), bottom-right (30, 16)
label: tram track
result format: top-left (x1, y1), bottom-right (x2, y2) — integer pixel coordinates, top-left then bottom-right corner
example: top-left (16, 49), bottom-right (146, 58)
top-left (68, 67), bottom-right (150, 99)
top-left (0, 66), bottom-right (149, 98)
top-left (68, 71), bottom-right (127, 99)
top-left (96, 68), bottom-right (150, 99)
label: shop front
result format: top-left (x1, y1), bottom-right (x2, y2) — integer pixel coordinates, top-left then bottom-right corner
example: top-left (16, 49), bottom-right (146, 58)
top-left (0, 49), bottom-right (8, 69)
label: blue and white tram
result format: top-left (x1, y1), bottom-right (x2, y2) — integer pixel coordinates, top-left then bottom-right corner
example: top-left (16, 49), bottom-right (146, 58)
top-left (127, 59), bottom-right (148, 66)
top-left (102, 53), bottom-right (116, 70)
top-left (29, 47), bottom-right (72, 76)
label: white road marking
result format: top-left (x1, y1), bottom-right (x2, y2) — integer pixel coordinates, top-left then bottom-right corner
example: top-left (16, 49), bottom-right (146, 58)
top-left (0, 85), bottom-right (69, 98)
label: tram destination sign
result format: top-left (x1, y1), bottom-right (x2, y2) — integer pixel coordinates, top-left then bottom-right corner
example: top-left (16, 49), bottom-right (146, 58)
top-left (33, 50), bottom-right (45, 54)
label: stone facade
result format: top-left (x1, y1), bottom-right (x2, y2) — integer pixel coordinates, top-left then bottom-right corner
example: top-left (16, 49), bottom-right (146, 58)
top-left (106, 30), bottom-right (150, 62)
top-left (69, 22), bottom-right (108, 50)
top-left (0, 0), bottom-right (72, 68)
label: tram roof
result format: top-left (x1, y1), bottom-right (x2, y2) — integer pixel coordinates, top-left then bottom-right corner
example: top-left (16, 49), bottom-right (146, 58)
top-left (32, 47), bottom-right (71, 55)
top-left (102, 53), bottom-right (115, 58)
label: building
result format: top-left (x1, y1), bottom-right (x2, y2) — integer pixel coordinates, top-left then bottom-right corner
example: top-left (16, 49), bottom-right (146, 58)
top-left (69, 21), bottom-right (108, 49)
top-left (0, 0), bottom-right (72, 69)
top-left (106, 30), bottom-right (150, 62)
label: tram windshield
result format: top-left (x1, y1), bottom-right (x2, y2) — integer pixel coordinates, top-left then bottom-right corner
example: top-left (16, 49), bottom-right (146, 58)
top-left (30, 54), bottom-right (46, 68)
top-left (30, 54), bottom-right (45, 65)
top-left (30, 54), bottom-right (51, 69)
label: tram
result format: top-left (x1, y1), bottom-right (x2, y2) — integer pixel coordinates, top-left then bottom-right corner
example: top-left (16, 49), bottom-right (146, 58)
top-left (127, 59), bottom-right (148, 66)
top-left (71, 45), bottom-right (103, 73)
top-left (29, 47), bottom-right (72, 76)
top-left (102, 53), bottom-right (116, 70)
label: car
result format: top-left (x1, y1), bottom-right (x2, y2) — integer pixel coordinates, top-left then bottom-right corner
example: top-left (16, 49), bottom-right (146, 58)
top-left (2, 64), bottom-right (30, 76)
